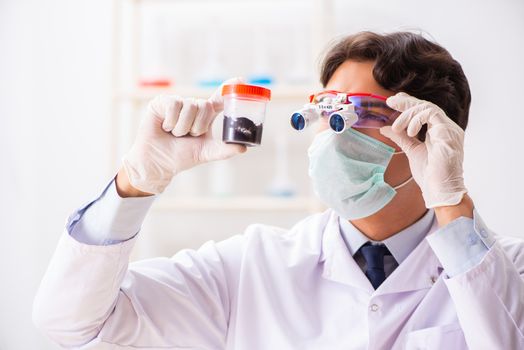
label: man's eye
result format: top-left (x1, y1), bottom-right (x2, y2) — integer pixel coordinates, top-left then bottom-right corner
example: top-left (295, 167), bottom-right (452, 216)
top-left (358, 111), bottom-right (389, 123)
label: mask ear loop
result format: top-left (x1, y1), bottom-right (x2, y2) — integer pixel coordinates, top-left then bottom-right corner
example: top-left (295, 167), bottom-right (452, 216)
top-left (393, 176), bottom-right (413, 190)
top-left (390, 149), bottom-right (412, 189)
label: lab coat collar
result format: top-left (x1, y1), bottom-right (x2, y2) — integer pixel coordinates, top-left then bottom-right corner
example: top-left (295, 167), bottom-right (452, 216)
top-left (320, 210), bottom-right (373, 293)
top-left (319, 209), bottom-right (443, 295)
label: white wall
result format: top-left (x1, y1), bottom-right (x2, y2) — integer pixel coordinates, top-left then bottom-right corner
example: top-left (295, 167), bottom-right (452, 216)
top-left (0, 0), bottom-right (523, 348)
top-left (0, 1), bottom-right (113, 348)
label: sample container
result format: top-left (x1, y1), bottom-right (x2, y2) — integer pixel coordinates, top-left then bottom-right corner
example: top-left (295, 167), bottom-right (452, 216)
top-left (221, 84), bottom-right (271, 146)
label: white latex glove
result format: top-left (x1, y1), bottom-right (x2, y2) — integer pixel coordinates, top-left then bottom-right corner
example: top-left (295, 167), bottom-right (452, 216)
top-left (122, 78), bottom-right (247, 194)
top-left (379, 92), bottom-right (468, 208)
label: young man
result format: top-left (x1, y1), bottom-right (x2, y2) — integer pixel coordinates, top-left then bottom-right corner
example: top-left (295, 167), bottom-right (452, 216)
top-left (34, 32), bottom-right (524, 349)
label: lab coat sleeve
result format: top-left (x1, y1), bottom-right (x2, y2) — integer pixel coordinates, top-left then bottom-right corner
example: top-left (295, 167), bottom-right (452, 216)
top-left (426, 209), bottom-right (524, 349)
top-left (69, 178), bottom-right (156, 245)
top-left (33, 227), bottom-right (239, 349)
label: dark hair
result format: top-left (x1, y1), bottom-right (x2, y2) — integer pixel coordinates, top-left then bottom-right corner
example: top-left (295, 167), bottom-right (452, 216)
top-left (320, 31), bottom-right (471, 140)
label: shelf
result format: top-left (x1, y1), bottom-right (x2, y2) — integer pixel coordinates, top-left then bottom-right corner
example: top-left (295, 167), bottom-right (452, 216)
top-left (151, 195), bottom-right (321, 212)
top-left (115, 84), bottom-right (320, 102)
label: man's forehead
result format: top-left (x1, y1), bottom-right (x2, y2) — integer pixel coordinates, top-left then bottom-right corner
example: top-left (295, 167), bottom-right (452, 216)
top-left (327, 61), bottom-right (393, 97)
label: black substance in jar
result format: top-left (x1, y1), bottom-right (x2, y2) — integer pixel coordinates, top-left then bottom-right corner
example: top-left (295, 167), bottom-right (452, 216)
top-left (222, 115), bottom-right (263, 146)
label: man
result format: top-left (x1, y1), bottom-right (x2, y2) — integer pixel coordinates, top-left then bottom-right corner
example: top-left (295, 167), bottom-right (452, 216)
top-left (33, 31), bottom-right (524, 349)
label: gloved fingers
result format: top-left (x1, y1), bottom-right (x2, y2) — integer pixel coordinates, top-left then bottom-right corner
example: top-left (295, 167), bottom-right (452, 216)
top-left (200, 138), bottom-right (247, 162)
top-left (189, 100), bottom-right (214, 136)
top-left (216, 143), bottom-right (248, 160)
top-left (391, 104), bottom-right (430, 133)
top-left (386, 92), bottom-right (424, 112)
top-left (172, 98), bottom-right (198, 137)
top-left (406, 108), bottom-right (434, 137)
top-left (380, 125), bottom-right (422, 153)
top-left (148, 94), bottom-right (169, 120)
top-left (208, 76), bottom-right (245, 113)
top-left (161, 97), bottom-right (183, 132)
top-left (427, 108), bottom-right (461, 129)
top-left (404, 105), bottom-right (461, 138)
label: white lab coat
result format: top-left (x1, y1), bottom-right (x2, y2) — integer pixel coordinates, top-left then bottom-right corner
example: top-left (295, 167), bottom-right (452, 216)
top-left (33, 209), bottom-right (524, 349)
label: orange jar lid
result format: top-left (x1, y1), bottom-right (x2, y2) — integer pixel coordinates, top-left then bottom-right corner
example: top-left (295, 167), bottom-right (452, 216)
top-left (222, 84), bottom-right (271, 101)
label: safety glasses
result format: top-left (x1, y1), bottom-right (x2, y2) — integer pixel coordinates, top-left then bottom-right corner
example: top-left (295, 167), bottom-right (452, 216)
top-left (291, 91), bottom-right (400, 133)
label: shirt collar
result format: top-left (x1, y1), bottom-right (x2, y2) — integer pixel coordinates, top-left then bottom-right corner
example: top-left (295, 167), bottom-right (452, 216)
top-left (338, 209), bottom-right (435, 265)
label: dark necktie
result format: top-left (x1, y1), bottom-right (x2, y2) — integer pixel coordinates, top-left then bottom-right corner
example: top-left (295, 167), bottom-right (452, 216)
top-left (359, 242), bottom-right (392, 289)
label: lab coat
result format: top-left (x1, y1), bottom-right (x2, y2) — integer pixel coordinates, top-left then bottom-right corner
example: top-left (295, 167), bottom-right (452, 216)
top-left (33, 209), bottom-right (524, 349)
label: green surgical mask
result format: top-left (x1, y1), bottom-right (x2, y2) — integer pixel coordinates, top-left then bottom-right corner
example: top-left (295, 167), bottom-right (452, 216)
top-left (308, 128), bottom-right (411, 220)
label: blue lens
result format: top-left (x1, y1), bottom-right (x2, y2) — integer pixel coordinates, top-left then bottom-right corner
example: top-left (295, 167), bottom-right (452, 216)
top-left (329, 113), bottom-right (345, 133)
top-left (291, 112), bottom-right (306, 130)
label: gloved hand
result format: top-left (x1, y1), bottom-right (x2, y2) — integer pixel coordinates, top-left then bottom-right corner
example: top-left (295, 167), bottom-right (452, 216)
top-left (379, 92), bottom-right (468, 208)
top-left (122, 78), bottom-right (247, 194)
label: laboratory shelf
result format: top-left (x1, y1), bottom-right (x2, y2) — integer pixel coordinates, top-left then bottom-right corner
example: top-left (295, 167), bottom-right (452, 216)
top-left (110, 0), bottom-right (334, 193)
top-left (151, 195), bottom-right (322, 212)
top-left (115, 85), bottom-right (320, 102)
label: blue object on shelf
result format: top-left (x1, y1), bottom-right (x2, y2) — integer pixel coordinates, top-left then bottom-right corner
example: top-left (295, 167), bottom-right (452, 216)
top-left (248, 76), bottom-right (274, 86)
top-left (197, 79), bottom-right (224, 88)
top-left (268, 188), bottom-right (296, 197)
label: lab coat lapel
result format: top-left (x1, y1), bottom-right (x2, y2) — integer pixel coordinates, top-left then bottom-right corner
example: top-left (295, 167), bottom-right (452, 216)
top-left (375, 218), bottom-right (443, 296)
top-left (320, 210), bottom-right (374, 294)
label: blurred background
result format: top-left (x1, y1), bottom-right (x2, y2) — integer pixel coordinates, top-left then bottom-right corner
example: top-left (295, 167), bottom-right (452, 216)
top-left (1, 0), bottom-right (523, 348)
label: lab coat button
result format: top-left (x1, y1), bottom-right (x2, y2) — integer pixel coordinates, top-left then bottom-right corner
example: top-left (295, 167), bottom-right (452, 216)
top-left (369, 304), bottom-right (379, 312)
